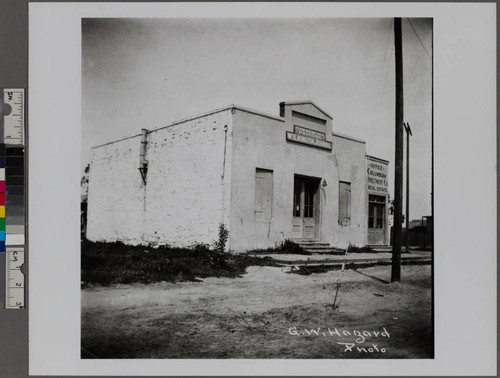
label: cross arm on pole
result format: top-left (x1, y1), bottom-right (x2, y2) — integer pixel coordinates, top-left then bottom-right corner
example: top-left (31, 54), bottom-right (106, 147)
top-left (404, 122), bottom-right (412, 136)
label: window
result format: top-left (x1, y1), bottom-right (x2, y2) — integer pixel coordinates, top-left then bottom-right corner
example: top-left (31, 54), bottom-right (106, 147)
top-left (368, 195), bottom-right (386, 229)
top-left (254, 169), bottom-right (273, 221)
top-left (338, 181), bottom-right (351, 226)
top-left (303, 181), bottom-right (315, 218)
top-left (294, 177), bottom-right (318, 218)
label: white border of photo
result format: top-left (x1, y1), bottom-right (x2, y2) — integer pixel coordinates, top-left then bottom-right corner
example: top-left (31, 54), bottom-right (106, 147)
top-left (29, 2), bottom-right (496, 376)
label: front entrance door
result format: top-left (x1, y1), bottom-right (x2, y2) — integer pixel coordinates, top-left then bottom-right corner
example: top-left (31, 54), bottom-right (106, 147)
top-left (292, 176), bottom-right (319, 239)
top-left (367, 194), bottom-right (387, 245)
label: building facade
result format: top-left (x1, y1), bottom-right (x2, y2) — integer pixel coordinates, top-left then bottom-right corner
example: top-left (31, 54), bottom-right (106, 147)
top-left (87, 101), bottom-right (389, 252)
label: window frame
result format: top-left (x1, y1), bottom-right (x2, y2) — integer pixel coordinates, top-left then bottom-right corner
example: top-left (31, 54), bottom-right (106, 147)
top-left (368, 194), bottom-right (386, 230)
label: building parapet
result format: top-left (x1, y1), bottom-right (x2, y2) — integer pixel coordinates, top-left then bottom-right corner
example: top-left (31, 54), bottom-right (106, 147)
top-left (332, 131), bottom-right (366, 144)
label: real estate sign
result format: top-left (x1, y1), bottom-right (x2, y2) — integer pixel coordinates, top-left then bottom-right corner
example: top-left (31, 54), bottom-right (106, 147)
top-left (367, 157), bottom-right (388, 193)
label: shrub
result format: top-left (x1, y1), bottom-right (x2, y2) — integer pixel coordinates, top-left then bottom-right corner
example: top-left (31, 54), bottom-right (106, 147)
top-left (277, 239), bottom-right (308, 254)
top-left (213, 223), bottom-right (229, 253)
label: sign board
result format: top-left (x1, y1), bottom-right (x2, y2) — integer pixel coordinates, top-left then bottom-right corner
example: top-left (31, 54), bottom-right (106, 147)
top-left (286, 126), bottom-right (332, 150)
top-left (367, 158), bottom-right (388, 193)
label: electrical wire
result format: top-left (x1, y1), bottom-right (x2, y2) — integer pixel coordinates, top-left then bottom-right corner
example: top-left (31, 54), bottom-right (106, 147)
top-left (368, 19), bottom-right (393, 144)
top-left (407, 18), bottom-right (432, 61)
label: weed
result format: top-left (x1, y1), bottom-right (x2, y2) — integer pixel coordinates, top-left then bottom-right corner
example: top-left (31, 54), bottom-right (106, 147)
top-left (213, 223), bottom-right (229, 253)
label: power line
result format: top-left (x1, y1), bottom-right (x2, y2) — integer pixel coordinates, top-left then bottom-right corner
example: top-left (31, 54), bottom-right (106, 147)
top-left (407, 18), bottom-right (432, 61)
top-left (368, 19), bottom-right (393, 143)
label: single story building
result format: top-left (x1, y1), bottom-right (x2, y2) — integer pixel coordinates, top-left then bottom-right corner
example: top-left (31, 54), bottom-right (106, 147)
top-left (87, 101), bottom-right (390, 252)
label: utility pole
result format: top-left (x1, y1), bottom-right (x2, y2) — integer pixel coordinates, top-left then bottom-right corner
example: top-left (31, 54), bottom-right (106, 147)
top-left (404, 122), bottom-right (412, 254)
top-left (392, 17), bottom-right (404, 282)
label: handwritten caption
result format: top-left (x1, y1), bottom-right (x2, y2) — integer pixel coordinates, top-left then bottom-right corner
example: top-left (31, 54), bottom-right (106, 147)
top-left (288, 326), bottom-right (390, 354)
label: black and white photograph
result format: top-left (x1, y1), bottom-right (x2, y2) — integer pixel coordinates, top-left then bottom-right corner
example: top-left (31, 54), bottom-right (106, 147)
top-left (25, 1), bottom-right (497, 375)
top-left (80, 16), bottom-right (434, 359)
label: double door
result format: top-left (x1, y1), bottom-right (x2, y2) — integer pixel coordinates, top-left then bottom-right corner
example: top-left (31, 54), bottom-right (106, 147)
top-left (292, 176), bottom-right (319, 239)
top-left (367, 194), bottom-right (387, 245)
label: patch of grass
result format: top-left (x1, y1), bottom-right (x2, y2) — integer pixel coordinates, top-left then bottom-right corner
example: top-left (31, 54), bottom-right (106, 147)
top-left (81, 240), bottom-right (277, 287)
top-left (248, 239), bottom-right (309, 255)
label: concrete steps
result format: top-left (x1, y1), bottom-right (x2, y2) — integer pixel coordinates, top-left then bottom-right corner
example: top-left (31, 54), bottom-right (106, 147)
top-left (293, 240), bottom-right (346, 255)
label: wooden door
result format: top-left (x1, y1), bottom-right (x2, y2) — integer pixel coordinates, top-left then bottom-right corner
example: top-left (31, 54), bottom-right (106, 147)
top-left (292, 177), bottom-right (319, 239)
top-left (368, 195), bottom-right (386, 245)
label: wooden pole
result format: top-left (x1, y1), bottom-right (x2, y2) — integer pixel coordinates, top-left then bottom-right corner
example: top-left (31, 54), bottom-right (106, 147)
top-left (392, 18), bottom-right (404, 282)
top-left (404, 122), bottom-right (412, 254)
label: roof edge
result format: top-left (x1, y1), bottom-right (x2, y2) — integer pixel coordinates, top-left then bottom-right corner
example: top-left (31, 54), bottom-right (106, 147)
top-left (332, 131), bottom-right (366, 144)
top-left (90, 133), bottom-right (142, 149)
top-left (91, 105), bottom-right (235, 149)
top-left (149, 105), bottom-right (235, 134)
top-left (232, 104), bottom-right (284, 122)
top-left (367, 154), bottom-right (390, 164)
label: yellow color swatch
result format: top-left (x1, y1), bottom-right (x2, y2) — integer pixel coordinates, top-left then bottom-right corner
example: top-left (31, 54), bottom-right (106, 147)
top-left (0, 206), bottom-right (5, 218)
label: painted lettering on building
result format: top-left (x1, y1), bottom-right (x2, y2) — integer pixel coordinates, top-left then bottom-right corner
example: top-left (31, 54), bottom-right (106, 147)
top-left (286, 126), bottom-right (332, 150)
top-left (367, 159), bottom-right (388, 193)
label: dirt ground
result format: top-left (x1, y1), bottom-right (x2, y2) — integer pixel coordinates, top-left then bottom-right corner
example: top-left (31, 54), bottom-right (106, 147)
top-left (81, 264), bottom-right (433, 359)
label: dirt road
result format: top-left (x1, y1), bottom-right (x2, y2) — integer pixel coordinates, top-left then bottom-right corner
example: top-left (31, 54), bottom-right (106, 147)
top-left (81, 264), bottom-right (433, 358)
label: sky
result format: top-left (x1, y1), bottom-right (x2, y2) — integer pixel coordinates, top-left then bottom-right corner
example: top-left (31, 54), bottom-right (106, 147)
top-left (82, 18), bottom-right (432, 220)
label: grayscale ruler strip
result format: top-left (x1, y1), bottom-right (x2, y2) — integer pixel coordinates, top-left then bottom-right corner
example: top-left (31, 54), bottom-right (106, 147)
top-left (5, 248), bottom-right (24, 308)
top-left (3, 88), bottom-right (24, 145)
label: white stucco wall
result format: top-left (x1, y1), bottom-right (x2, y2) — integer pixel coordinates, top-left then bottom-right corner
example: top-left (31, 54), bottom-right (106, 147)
top-left (331, 134), bottom-right (368, 248)
top-left (228, 105), bottom-right (368, 252)
top-left (87, 135), bottom-right (145, 244)
top-left (142, 110), bottom-right (232, 247)
top-left (87, 102), bottom-right (370, 252)
top-left (87, 109), bottom-right (233, 248)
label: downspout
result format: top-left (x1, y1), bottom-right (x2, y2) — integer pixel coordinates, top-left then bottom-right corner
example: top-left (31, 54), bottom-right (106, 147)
top-left (221, 125), bottom-right (228, 179)
top-left (221, 124), bottom-right (229, 250)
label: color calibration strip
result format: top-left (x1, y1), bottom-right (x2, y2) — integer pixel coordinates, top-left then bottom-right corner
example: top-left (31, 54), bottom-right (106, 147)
top-left (1, 88), bottom-right (25, 309)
